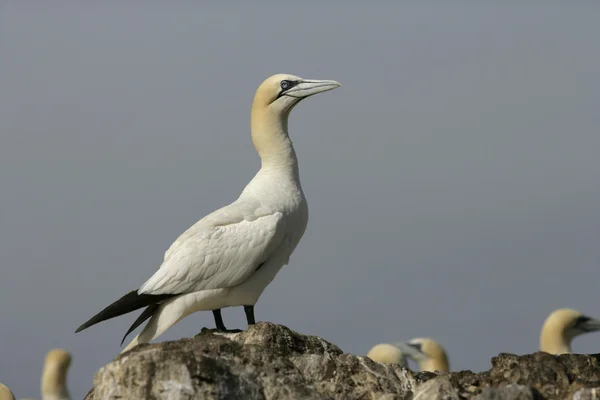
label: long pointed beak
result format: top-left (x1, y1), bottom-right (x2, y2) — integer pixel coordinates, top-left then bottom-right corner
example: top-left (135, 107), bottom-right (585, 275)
top-left (285, 79), bottom-right (341, 98)
top-left (394, 342), bottom-right (428, 362)
top-left (580, 317), bottom-right (600, 332)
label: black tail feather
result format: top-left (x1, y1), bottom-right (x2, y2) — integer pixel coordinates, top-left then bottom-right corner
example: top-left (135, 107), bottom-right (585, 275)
top-left (120, 304), bottom-right (161, 345)
top-left (75, 290), bottom-right (175, 333)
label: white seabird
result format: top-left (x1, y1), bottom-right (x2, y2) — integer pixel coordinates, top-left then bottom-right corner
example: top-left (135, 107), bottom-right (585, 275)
top-left (539, 308), bottom-right (600, 355)
top-left (0, 383), bottom-right (15, 400)
top-left (75, 74), bottom-right (341, 352)
top-left (366, 343), bottom-right (411, 367)
top-left (395, 337), bottom-right (450, 372)
top-left (41, 349), bottom-right (71, 400)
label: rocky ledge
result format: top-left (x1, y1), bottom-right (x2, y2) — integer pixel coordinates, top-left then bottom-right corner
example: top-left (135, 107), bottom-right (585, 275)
top-left (84, 322), bottom-right (600, 400)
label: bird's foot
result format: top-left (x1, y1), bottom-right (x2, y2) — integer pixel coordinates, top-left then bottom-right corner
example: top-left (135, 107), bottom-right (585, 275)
top-left (196, 327), bottom-right (243, 337)
top-left (220, 328), bottom-right (243, 333)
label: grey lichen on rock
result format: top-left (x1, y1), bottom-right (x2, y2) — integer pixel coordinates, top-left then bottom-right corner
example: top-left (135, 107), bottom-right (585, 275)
top-left (84, 322), bottom-right (600, 400)
top-left (472, 384), bottom-right (543, 400)
top-left (573, 387), bottom-right (600, 400)
top-left (412, 375), bottom-right (461, 399)
top-left (85, 322), bottom-right (416, 400)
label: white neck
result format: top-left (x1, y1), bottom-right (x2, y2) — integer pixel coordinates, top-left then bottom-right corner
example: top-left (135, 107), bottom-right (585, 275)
top-left (251, 106), bottom-right (299, 177)
top-left (41, 370), bottom-right (69, 400)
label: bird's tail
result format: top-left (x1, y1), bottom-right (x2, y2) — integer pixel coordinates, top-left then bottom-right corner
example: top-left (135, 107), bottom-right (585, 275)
top-left (75, 290), bottom-right (175, 333)
top-left (120, 289), bottom-right (227, 353)
top-left (120, 297), bottom-right (188, 354)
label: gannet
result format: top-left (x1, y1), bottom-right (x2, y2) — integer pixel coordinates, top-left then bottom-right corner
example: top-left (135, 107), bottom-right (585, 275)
top-left (41, 349), bottom-right (71, 400)
top-left (366, 343), bottom-right (411, 367)
top-left (75, 74), bottom-right (341, 352)
top-left (396, 338), bottom-right (450, 372)
top-left (539, 308), bottom-right (600, 355)
top-left (0, 383), bottom-right (15, 400)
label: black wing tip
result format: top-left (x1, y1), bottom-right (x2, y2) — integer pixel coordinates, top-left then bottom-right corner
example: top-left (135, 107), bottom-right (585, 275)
top-left (73, 290), bottom-right (144, 334)
top-left (120, 303), bottom-right (161, 346)
top-left (120, 333), bottom-right (130, 346)
top-left (75, 317), bottom-right (102, 333)
top-left (75, 290), bottom-right (174, 337)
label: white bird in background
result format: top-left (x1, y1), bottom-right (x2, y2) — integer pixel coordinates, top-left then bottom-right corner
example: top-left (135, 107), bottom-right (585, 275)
top-left (41, 349), bottom-right (71, 400)
top-left (0, 383), bottom-right (15, 400)
top-left (539, 308), bottom-right (600, 355)
top-left (366, 343), bottom-right (411, 367)
top-left (0, 349), bottom-right (71, 400)
top-left (395, 338), bottom-right (450, 372)
top-left (367, 338), bottom-right (449, 373)
top-left (75, 74), bottom-right (341, 352)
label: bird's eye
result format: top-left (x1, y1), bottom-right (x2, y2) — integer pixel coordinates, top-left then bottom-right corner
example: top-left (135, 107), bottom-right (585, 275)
top-left (409, 343), bottom-right (423, 351)
top-left (280, 80), bottom-right (290, 90)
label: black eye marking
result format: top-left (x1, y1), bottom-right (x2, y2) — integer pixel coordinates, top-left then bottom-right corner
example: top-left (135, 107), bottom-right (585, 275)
top-left (280, 80), bottom-right (300, 92)
top-left (274, 80), bottom-right (301, 101)
top-left (408, 343), bottom-right (423, 352)
top-left (576, 315), bottom-right (591, 327)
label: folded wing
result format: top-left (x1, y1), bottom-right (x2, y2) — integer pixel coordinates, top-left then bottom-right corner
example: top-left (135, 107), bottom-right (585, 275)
top-left (139, 211), bottom-right (286, 295)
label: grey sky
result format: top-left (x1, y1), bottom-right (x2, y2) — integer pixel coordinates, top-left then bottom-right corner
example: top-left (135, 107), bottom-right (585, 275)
top-left (1, 1), bottom-right (599, 398)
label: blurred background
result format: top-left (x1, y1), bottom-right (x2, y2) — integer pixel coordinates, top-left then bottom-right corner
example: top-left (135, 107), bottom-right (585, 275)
top-left (1, 1), bottom-right (599, 398)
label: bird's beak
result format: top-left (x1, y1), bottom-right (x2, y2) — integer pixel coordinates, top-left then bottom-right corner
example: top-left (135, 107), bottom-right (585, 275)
top-left (285, 79), bottom-right (341, 98)
top-left (578, 316), bottom-right (600, 333)
top-left (395, 341), bottom-right (428, 362)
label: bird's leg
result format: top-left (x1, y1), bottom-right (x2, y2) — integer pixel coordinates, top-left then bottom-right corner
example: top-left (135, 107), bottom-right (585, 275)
top-left (244, 305), bottom-right (255, 326)
top-left (202, 309), bottom-right (242, 334)
top-left (212, 309), bottom-right (227, 331)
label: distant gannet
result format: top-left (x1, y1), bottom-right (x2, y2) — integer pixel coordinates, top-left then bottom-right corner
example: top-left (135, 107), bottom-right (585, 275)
top-left (0, 383), bottom-right (15, 400)
top-left (366, 343), bottom-right (411, 367)
top-left (41, 349), bottom-right (71, 400)
top-left (539, 308), bottom-right (600, 355)
top-left (396, 338), bottom-right (450, 372)
top-left (75, 74), bottom-right (341, 352)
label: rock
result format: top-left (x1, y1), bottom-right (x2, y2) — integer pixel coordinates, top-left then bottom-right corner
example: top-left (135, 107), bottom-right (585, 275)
top-left (85, 323), bottom-right (416, 400)
top-left (573, 387), bottom-right (600, 400)
top-left (412, 375), bottom-right (460, 399)
top-left (83, 323), bottom-right (600, 400)
top-left (472, 384), bottom-right (542, 400)
top-left (486, 352), bottom-right (600, 399)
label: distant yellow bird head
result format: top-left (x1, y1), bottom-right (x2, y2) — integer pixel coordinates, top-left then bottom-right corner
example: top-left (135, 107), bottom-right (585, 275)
top-left (540, 308), bottom-right (600, 355)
